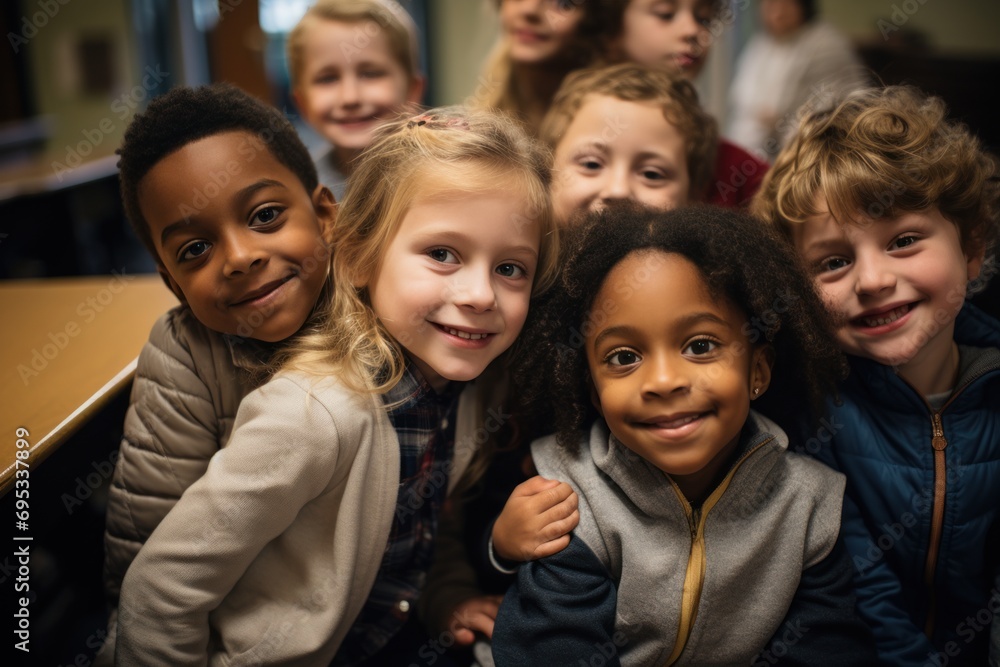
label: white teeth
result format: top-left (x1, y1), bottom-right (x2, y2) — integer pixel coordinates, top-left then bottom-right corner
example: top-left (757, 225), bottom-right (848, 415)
top-left (657, 415), bottom-right (700, 429)
top-left (446, 327), bottom-right (488, 340)
top-left (861, 304), bottom-right (910, 327)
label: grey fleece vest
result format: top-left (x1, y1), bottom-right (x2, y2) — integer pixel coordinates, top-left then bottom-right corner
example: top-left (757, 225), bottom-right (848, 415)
top-left (531, 411), bottom-right (845, 666)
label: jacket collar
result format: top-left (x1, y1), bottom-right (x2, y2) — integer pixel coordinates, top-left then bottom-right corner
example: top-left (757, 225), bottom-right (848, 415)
top-left (589, 411), bottom-right (787, 518)
top-left (847, 303), bottom-right (1000, 409)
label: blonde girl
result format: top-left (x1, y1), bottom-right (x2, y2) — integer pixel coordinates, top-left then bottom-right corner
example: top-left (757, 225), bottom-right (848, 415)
top-left (475, 0), bottom-right (610, 136)
top-left (116, 107), bottom-right (559, 666)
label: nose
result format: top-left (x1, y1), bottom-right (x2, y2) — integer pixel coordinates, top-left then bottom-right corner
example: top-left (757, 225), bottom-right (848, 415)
top-left (453, 267), bottom-right (497, 313)
top-left (517, 0), bottom-right (545, 21)
top-left (222, 231), bottom-right (267, 278)
top-left (338, 75), bottom-right (360, 107)
top-left (854, 251), bottom-right (897, 295)
top-left (640, 351), bottom-right (690, 398)
top-left (676, 10), bottom-right (703, 43)
top-left (599, 166), bottom-right (632, 204)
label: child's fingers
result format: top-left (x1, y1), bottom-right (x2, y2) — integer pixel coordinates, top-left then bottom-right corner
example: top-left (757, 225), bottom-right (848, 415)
top-left (532, 533), bottom-right (572, 559)
top-left (450, 626), bottom-right (476, 646)
top-left (537, 489), bottom-right (578, 523)
top-left (538, 508), bottom-right (580, 542)
top-left (453, 605), bottom-right (500, 639)
top-left (534, 481), bottom-right (575, 509)
top-left (511, 475), bottom-right (561, 498)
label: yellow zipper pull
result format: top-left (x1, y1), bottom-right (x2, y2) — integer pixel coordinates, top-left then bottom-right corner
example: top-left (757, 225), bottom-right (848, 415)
top-left (932, 413), bottom-right (948, 450)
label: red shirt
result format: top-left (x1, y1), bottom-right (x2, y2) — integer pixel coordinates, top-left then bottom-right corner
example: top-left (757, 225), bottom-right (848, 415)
top-left (706, 139), bottom-right (769, 208)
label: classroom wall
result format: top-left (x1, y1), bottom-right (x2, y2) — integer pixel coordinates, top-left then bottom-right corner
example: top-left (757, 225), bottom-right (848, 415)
top-left (427, 0), bottom-right (498, 106)
top-left (820, 0), bottom-right (1000, 56)
top-left (21, 0), bottom-right (139, 164)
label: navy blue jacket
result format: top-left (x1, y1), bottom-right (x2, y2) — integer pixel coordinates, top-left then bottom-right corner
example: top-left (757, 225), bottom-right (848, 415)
top-left (812, 304), bottom-right (1000, 665)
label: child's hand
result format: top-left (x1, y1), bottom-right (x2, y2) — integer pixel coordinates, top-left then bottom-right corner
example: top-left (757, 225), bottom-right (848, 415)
top-left (448, 594), bottom-right (504, 645)
top-left (493, 475), bottom-right (579, 562)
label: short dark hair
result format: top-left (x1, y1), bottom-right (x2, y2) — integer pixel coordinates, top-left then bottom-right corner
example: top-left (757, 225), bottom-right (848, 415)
top-left (512, 202), bottom-right (846, 448)
top-left (117, 83), bottom-right (318, 261)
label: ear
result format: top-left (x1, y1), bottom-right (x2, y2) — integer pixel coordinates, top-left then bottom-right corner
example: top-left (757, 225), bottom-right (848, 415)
top-left (406, 75), bottom-right (426, 105)
top-left (749, 344), bottom-right (775, 400)
top-left (158, 266), bottom-right (187, 305)
top-left (311, 184), bottom-right (338, 246)
top-left (966, 241), bottom-right (987, 283)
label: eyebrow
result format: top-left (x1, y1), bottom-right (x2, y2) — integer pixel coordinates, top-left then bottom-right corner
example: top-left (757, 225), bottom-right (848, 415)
top-left (591, 311), bottom-right (732, 350)
top-left (159, 179), bottom-right (287, 247)
top-left (568, 139), bottom-right (609, 154)
top-left (798, 237), bottom-right (844, 256)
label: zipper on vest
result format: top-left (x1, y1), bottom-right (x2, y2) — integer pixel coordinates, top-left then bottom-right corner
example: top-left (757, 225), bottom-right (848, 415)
top-left (663, 437), bottom-right (774, 665)
top-left (922, 411), bottom-right (948, 638)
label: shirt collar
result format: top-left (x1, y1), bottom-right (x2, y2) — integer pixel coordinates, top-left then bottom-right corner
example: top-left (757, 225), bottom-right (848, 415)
top-left (382, 362), bottom-right (459, 415)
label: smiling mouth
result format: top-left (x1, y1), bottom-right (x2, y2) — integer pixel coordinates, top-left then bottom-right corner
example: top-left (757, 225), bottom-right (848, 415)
top-left (852, 303), bottom-right (913, 328)
top-left (639, 412), bottom-right (709, 430)
top-left (436, 324), bottom-right (492, 341)
top-left (230, 275), bottom-right (294, 307)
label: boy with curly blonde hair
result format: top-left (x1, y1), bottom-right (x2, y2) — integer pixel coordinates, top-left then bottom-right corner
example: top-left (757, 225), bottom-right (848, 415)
top-left (754, 85), bottom-right (1000, 665)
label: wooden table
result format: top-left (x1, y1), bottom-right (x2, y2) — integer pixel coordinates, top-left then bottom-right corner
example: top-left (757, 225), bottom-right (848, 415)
top-left (0, 274), bottom-right (178, 495)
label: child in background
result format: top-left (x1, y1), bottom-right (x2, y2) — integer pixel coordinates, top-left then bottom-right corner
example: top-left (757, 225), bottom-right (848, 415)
top-left (115, 106), bottom-right (560, 666)
top-left (98, 82), bottom-right (336, 663)
top-left (475, 0), bottom-right (609, 136)
top-left (753, 85), bottom-right (1000, 665)
top-left (288, 0), bottom-right (424, 199)
top-left (541, 63), bottom-right (717, 226)
top-left (493, 204), bottom-right (876, 665)
top-left (602, 0), bottom-right (770, 207)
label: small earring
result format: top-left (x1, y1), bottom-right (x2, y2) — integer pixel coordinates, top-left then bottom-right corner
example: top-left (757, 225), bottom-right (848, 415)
top-left (752, 387), bottom-right (760, 397)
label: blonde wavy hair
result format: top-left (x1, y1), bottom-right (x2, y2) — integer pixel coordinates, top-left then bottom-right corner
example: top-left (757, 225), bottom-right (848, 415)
top-left (540, 63), bottom-right (719, 200)
top-left (286, 0), bottom-right (421, 89)
top-left (752, 85), bottom-right (999, 260)
top-left (281, 106), bottom-right (559, 397)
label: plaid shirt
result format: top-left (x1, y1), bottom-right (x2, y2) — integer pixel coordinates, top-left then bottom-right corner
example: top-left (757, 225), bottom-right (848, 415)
top-left (332, 366), bottom-right (459, 665)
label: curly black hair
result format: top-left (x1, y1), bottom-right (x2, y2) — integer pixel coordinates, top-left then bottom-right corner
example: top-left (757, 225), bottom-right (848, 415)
top-left (117, 83), bottom-right (318, 262)
top-left (512, 202), bottom-right (846, 450)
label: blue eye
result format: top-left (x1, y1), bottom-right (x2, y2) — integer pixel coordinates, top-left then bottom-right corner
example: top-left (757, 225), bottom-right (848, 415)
top-left (179, 241), bottom-right (211, 262)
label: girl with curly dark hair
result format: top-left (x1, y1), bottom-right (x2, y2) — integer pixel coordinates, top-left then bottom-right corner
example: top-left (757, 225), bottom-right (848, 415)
top-left (492, 203), bottom-right (876, 665)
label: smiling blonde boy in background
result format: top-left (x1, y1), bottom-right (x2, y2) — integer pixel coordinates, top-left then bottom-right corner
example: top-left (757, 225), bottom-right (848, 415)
top-left (288, 0), bottom-right (425, 199)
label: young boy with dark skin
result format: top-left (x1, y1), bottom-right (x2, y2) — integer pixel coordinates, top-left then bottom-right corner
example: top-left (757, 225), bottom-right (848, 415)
top-left (96, 83), bottom-right (335, 663)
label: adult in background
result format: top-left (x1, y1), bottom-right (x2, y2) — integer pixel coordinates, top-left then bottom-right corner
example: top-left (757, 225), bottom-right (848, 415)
top-left (728, 0), bottom-right (867, 161)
